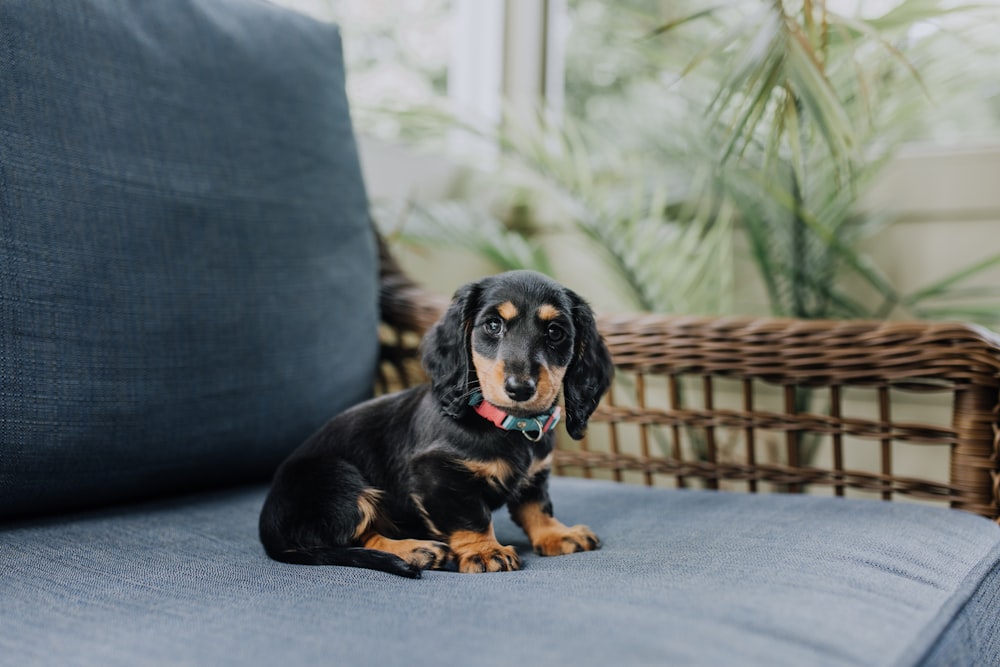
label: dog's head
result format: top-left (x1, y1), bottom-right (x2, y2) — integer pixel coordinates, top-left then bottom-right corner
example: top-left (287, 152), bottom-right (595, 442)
top-left (421, 270), bottom-right (613, 440)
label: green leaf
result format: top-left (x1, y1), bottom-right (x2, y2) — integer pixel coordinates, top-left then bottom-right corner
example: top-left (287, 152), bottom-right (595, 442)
top-left (903, 252), bottom-right (1000, 305)
top-left (720, 41), bottom-right (786, 163)
top-left (783, 24), bottom-right (861, 174)
top-left (646, 3), bottom-right (739, 38)
top-left (672, 6), bottom-right (773, 82)
top-left (912, 306), bottom-right (1000, 325)
top-left (824, 10), bottom-right (929, 97)
top-left (734, 165), bottom-right (901, 306)
top-left (865, 0), bottom-right (990, 32)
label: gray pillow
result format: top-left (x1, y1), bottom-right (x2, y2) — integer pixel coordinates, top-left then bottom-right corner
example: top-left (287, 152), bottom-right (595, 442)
top-left (0, 0), bottom-right (378, 516)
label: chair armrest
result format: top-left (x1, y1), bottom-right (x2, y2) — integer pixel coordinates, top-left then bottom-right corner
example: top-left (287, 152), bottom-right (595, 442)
top-left (569, 313), bottom-right (1000, 520)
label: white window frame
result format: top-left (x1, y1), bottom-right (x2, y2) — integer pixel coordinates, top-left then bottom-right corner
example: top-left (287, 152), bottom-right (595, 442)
top-left (447, 0), bottom-right (566, 158)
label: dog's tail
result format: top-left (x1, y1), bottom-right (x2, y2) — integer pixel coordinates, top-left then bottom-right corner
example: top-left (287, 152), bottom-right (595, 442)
top-left (267, 545), bottom-right (423, 579)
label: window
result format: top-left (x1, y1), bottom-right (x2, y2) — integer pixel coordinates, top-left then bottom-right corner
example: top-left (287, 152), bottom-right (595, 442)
top-left (272, 0), bottom-right (1000, 147)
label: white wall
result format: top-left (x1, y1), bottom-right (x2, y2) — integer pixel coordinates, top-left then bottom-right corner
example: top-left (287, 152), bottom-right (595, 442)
top-left (860, 144), bottom-right (1000, 302)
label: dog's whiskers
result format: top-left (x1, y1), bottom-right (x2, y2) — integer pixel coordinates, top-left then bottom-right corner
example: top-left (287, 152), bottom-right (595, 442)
top-left (454, 384), bottom-right (483, 405)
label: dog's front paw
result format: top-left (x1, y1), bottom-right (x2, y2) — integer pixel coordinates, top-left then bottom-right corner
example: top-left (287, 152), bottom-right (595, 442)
top-left (456, 543), bottom-right (521, 573)
top-left (449, 529), bottom-right (521, 573)
top-left (532, 524), bottom-right (601, 557)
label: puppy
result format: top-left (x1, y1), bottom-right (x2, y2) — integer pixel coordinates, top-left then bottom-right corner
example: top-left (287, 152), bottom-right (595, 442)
top-left (259, 270), bottom-right (614, 578)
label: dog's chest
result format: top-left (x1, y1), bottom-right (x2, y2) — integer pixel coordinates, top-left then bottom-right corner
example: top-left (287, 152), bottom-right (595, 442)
top-left (464, 443), bottom-right (553, 506)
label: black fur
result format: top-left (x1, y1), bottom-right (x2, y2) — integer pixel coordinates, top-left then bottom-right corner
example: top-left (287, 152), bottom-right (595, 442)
top-left (259, 270), bottom-right (614, 578)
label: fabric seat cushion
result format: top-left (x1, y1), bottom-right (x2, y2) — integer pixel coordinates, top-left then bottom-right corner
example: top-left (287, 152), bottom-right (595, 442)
top-left (2, 478), bottom-right (998, 666)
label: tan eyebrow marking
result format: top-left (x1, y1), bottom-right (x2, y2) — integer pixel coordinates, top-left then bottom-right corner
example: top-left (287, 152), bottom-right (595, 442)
top-left (497, 301), bottom-right (519, 320)
top-left (537, 304), bottom-right (560, 321)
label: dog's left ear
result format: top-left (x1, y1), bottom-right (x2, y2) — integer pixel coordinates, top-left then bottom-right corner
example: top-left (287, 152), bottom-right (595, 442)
top-left (421, 281), bottom-right (481, 419)
top-left (563, 290), bottom-right (614, 440)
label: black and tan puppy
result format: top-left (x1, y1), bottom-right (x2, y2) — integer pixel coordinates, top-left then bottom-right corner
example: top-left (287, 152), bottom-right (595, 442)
top-left (259, 270), bottom-right (614, 578)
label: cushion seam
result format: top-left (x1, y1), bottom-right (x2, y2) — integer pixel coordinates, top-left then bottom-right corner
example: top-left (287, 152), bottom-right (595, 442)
top-left (892, 539), bottom-right (1000, 667)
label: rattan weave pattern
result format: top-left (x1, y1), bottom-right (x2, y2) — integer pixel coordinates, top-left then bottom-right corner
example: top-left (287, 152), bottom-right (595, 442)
top-left (592, 401), bottom-right (958, 440)
top-left (596, 314), bottom-right (1000, 387)
top-left (374, 240), bottom-right (1000, 521)
top-left (550, 449), bottom-right (958, 501)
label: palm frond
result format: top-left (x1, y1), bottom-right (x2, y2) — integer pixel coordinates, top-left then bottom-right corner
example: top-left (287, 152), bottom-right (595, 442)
top-left (902, 253), bottom-right (1000, 306)
top-left (645, 3), bottom-right (739, 38)
top-left (865, 0), bottom-right (991, 32)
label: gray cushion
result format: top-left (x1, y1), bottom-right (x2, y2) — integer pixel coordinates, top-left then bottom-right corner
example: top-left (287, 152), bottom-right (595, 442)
top-left (2, 478), bottom-right (998, 666)
top-left (0, 0), bottom-right (377, 516)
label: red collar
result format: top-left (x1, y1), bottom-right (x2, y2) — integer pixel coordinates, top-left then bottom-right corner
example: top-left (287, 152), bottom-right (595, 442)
top-left (469, 392), bottom-right (561, 442)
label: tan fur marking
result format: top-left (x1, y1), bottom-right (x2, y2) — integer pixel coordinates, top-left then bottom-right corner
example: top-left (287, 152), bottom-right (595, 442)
top-left (472, 350), bottom-right (507, 406)
top-left (537, 304), bottom-right (560, 321)
top-left (511, 502), bottom-right (601, 557)
top-left (535, 365), bottom-right (567, 409)
top-left (361, 533), bottom-right (452, 570)
top-left (410, 493), bottom-right (444, 539)
top-left (511, 502), bottom-right (559, 537)
top-left (497, 301), bottom-right (519, 320)
top-left (362, 533), bottom-right (403, 553)
top-left (462, 458), bottom-right (515, 489)
top-left (449, 523), bottom-right (521, 573)
top-left (353, 488), bottom-right (384, 540)
top-left (527, 453), bottom-right (553, 479)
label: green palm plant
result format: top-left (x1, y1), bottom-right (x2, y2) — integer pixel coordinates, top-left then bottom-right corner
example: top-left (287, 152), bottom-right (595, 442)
top-left (374, 104), bottom-right (736, 316)
top-left (653, 0), bottom-right (1000, 324)
top-left (377, 0), bottom-right (1000, 326)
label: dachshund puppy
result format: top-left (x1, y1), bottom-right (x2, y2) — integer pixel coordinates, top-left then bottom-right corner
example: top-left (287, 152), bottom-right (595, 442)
top-left (259, 270), bottom-right (614, 578)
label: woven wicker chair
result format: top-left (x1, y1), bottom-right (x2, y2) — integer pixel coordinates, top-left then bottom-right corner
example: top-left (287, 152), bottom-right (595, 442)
top-left (377, 236), bottom-right (1000, 523)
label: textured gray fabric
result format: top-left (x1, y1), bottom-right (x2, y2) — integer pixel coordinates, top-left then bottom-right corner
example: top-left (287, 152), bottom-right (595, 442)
top-left (2, 478), bottom-right (998, 667)
top-left (0, 0), bottom-right (378, 516)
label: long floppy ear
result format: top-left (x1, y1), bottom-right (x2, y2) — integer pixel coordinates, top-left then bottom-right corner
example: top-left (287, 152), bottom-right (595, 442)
top-left (421, 281), bottom-right (481, 418)
top-left (563, 290), bottom-right (614, 440)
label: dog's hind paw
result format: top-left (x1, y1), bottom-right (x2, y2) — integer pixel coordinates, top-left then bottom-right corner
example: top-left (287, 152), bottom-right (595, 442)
top-left (362, 534), bottom-right (453, 572)
top-left (532, 524), bottom-right (601, 556)
top-left (407, 540), bottom-right (453, 570)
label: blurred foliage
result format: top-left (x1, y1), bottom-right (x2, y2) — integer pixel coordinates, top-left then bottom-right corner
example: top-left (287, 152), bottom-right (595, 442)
top-left (641, 0), bottom-right (1000, 323)
top-left (564, 0), bottom-right (1000, 148)
top-left (358, 0), bottom-right (1000, 327)
top-left (373, 105), bottom-right (736, 314)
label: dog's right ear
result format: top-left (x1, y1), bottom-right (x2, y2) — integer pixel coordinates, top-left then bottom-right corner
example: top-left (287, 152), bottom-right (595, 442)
top-left (421, 281), bottom-right (481, 418)
top-left (562, 289), bottom-right (614, 440)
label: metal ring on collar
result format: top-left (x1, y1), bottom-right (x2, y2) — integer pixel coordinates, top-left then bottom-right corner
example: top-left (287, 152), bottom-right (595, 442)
top-left (522, 419), bottom-right (545, 442)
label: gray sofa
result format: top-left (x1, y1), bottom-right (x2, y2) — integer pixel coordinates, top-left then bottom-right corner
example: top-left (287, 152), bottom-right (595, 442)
top-left (3, 3), bottom-right (1000, 666)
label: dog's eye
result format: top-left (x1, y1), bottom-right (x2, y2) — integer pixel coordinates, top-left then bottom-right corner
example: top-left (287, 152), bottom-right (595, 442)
top-left (546, 323), bottom-right (566, 344)
top-left (483, 318), bottom-right (504, 337)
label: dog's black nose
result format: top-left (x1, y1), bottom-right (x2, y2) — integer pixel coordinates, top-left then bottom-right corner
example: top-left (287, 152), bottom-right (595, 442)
top-left (504, 377), bottom-right (536, 402)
